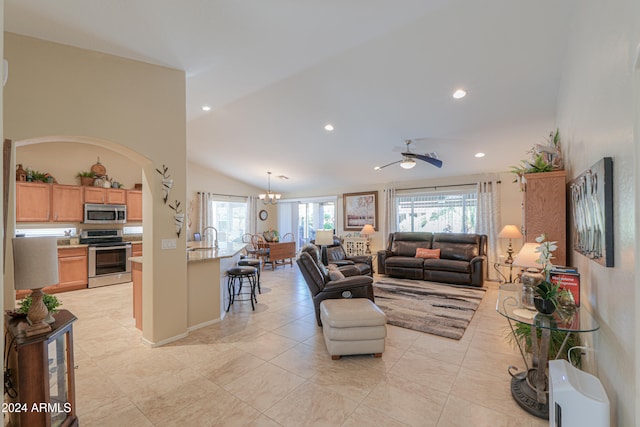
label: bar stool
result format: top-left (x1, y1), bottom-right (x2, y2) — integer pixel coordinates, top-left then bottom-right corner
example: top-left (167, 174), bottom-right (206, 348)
top-left (226, 266), bottom-right (258, 311)
top-left (238, 258), bottom-right (262, 293)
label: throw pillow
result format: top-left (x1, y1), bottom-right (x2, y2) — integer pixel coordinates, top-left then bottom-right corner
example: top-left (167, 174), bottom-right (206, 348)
top-left (415, 248), bottom-right (441, 259)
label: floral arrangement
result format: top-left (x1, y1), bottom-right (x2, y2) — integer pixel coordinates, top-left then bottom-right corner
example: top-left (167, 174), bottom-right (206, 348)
top-left (511, 129), bottom-right (564, 184)
top-left (534, 234), bottom-right (561, 304)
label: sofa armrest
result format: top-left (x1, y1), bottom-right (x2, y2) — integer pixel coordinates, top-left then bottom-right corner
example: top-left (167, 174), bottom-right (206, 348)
top-left (348, 255), bottom-right (372, 265)
top-left (323, 275), bottom-right (373, 291)
top-left (331, 260), bottom-right (355, 267)
top-left (377, 250), bottom-right (394, 274)
top-left (470, 255), bottom-right (487, 271)
top-left (469, 255), bottom-right (487, 286)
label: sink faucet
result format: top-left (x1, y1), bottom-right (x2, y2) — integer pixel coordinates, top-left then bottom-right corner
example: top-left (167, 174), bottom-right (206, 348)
top-left (202, 226), bottom-right (219, 250)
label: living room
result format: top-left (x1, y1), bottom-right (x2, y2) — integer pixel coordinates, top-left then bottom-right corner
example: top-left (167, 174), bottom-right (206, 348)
top-left (2, 0), bottom-right (639, 426)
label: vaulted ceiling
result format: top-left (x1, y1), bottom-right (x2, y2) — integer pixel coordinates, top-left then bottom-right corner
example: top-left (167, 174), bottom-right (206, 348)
top-left (5, 0), bottom-right (577, 194)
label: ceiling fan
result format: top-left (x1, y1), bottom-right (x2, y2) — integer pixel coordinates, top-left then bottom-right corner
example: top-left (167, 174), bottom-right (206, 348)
top-left (374, 140), bottom-right (443, 170)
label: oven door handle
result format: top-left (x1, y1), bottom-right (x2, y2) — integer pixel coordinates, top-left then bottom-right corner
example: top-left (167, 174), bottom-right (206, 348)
top-left (90, 244), bottom-right (132, 251)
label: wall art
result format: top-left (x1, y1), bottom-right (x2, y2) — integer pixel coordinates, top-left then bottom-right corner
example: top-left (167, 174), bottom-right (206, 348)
top-left (569, 157), bottom-right (613, 267)
top-left (343, 191), bottom-right (378, 231)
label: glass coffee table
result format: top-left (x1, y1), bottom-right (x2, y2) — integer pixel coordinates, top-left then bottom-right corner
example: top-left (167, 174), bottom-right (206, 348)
top-left (496, 283), bottom-right (599, 419)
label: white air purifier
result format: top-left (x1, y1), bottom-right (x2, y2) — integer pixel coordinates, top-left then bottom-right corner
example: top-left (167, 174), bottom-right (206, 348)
top-left (549, 359), bottom-right (609, 427)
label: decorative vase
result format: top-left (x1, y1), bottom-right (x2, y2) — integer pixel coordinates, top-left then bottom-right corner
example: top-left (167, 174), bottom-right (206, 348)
top-left (520, 268), bottom-right (544, 310)
top-left (533, 297), bottom-right (556, 315)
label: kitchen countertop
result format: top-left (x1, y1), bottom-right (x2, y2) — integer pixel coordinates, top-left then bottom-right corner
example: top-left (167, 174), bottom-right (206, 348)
top-left (130, 256), bottom-right (143, 264)
top-left (187, 242), bottom-right (246, 263)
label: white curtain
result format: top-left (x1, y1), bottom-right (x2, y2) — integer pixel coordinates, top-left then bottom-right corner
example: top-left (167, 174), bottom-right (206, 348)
top-left (278, 201), bottom-right (299, 246)
top-left (246, 196), bottom-right (258, 235)
top-left (197, 192), bottom-right (214, 236)
top-left (476, 179), bottom-right (501, 281)
top-left (382, 187), bottom-right (397, 249)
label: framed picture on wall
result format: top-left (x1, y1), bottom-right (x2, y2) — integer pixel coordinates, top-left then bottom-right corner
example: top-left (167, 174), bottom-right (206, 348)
top-left (343, 191), bottom-right (378, 231)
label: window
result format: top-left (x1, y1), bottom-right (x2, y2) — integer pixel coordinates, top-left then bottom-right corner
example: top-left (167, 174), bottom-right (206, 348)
top-left (207, 199), bottom-right (248, 244)
top-left (277, 197), bottom-right (337, 248)
top-left (396, 189), bottom-right (477, 233)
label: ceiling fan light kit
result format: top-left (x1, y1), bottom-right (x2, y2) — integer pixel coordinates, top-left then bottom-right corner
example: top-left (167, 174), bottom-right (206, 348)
top-left (375, 139), bottom-right (443, 171)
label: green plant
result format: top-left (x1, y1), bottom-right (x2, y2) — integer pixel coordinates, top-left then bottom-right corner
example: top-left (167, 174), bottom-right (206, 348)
top-left (535, 280), bottom-right (561, 307)
top-left (76, 171), bottom-right (96, 178)
top-left (508, 322), bottom-right (582, 368)
top-left (27, 168), bottom-right (49, 182)
top-left (17, 293), bottom-right (62, 314)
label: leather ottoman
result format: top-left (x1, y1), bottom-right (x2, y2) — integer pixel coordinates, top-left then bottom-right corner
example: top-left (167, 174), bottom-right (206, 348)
top-left (319, 298), bottom-right (387, 360)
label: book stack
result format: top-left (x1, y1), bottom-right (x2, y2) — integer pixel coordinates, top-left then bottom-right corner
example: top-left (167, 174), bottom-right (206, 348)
top-left (550, 267), bottom-right (580, 306)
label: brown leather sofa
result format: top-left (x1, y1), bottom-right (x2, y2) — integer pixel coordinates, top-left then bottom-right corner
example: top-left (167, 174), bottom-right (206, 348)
top-left (297, 244), bottom-right (375, 325)
top-left (324, 237), bottom-right (373, 276)
top-left (377, 232), bottom-right (487, 287)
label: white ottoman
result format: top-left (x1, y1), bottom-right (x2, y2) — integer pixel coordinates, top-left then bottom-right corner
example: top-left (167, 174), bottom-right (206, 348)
top-left (319, 298), bottom-right (387, 360)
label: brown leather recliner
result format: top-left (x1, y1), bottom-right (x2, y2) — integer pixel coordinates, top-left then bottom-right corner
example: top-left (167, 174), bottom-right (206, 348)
top-left (297, 244), bottom-right (375, 326)
top-left (324, 237), bottom-right (373, 276)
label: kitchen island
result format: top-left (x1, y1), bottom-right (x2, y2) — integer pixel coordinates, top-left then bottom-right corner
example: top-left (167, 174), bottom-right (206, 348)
top-left (187, 242), bottom-right (246, 329)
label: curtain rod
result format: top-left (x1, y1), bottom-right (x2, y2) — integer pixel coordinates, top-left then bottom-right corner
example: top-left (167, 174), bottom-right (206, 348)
top-left (197, 191), bottom-right (247, 198)
top-left (395, 181), bottom-right (501, 192)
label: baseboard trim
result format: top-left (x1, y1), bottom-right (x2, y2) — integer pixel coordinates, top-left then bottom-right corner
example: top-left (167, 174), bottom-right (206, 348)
top-left (187, 318), bottom-right (220, 332)
top-left (141, 332), bottom-right (189, 348)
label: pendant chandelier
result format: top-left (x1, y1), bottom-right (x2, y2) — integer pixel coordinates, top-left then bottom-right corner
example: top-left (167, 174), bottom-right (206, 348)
top-left (259, 171), bottom-right (281, 204)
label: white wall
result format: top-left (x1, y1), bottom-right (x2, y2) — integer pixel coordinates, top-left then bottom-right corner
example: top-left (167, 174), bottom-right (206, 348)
top-left (556, 0), bottom-right (639, 425)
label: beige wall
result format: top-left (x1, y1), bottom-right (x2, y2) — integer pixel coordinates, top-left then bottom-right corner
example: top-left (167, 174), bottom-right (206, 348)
top-left (4, 33), bottom-right (187, 345)
top-left (16, 142), bottom-right (142, 189)
top-left (556, 0), bottom-right (639, 424)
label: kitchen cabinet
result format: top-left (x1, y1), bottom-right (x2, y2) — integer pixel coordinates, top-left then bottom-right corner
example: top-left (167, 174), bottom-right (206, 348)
top-left (522, 170), bottom-right (567, 266)
top-left (127, 190), bottom-right (143, 222)
top-left (16, 182), bottom-right (51, 222)
top-left (51, 184), bottom-right (84, 222)
top-left (18, 246), bottom-right (89, 299)
top-left (131, 242), bottom-right (143, 257)
top-left (5, 310), bottom-right (79, 427)
top-left (83, 187), bottom-right (126, 204)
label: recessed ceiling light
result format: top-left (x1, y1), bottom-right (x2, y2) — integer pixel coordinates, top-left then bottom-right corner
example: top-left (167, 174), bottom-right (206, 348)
top-left (324, 123), bottom-right (334, 131)
top-left (202, 105), bottom-right (211, 111)
top-left (453, 89), bottom-right (467, 99)
top-left (475, 152), bottom-right (485, 158)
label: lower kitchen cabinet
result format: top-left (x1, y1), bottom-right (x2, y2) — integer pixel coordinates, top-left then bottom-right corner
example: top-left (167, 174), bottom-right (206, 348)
top-left (17, 247), bottom-right (88, 299)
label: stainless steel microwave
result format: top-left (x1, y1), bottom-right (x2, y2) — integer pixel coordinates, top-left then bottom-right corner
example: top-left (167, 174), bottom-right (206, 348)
top-left (84, 203), bottom-right (127, 224)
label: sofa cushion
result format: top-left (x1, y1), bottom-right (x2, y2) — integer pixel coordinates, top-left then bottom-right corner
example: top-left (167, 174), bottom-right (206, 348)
top-left (385, 256), bottom-right (424, 269)
top-left (432, 233), bottom-right (481, 261)
top-left (415, 248), bottom-right (441, 259)
top-left (423, 258), bottom-right (471, 273)
top-left (392, 241), bottom-right (432, 257)
top-left (328, 265), bottom-right (346, 281)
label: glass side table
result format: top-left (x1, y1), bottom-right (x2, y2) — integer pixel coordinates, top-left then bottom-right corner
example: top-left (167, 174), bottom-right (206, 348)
top-left (493, 262), bottom-right (518, 284)
top-left (496, 283), bottom-right (599, 419)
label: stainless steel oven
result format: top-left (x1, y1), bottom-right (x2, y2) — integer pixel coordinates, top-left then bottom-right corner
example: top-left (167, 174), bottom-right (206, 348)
top-left (81, 229), bottom-right (132, 287)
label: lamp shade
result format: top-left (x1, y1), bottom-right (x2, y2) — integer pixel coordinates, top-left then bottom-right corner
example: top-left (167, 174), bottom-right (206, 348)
top-left (512, 243), bottom-right (542, 269)
top-left (13, 237), bottom-right (59, 290)
top-left (498, 225), bottom-right (523, 239)
top-left (314, 230), bottom-right (334, 246)
top-left (360, 224), bottom-right (375, 236)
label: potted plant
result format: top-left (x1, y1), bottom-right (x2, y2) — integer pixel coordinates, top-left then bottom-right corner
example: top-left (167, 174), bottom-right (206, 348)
top-left (532, 234), bottom-right (559, 314)
top-left (77, 171), bottom-right (96, 186)
top-left (17, 293), bottom-right (62, 324)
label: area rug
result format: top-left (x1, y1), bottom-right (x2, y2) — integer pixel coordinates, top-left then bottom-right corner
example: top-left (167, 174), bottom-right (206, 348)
top-left (373, 278), bottom-right (486, 340)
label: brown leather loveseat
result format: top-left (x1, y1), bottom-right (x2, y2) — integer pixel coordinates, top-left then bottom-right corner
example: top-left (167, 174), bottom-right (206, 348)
top-left (377, 232), bottom-right (487, 287)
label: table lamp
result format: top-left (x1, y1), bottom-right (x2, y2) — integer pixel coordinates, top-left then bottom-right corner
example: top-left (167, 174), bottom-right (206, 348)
top-left (498, 225), bottom-right (523, 264)
top-left (13, 236), bottom-right (59, 337)
top-left (360, 224), bottom-right (375, 254)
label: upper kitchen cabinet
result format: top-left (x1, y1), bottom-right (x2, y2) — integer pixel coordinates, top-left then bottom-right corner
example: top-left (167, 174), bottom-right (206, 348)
top-left (16, 182), bottom-right (51, 222)
top-left (51, 184), bottom-right (83, 222)
top-left (84, 187), bottom-right (126, 204)
top-left (127, 190), bottom-right (142, 222)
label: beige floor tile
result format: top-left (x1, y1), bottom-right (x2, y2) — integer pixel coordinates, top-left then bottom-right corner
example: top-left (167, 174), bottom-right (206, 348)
top-left (437, 394), bottom-right (529, 427)
top-left (390, 350), bottom-right (460, 394)
top-left (265, 382), bottom-right (359, 427)
top-left (58, 269), bottom-right (546, 426)
top-left (361, 375), bottom-right (448, 427)
top-left (224, 363), bottom-right (306, 412)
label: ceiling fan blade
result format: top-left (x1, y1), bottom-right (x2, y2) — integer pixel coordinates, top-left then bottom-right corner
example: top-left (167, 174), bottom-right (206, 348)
top-left (402, 152), bottom-right (443, 168)
top-left (374, 160), bottom-right (401, 170)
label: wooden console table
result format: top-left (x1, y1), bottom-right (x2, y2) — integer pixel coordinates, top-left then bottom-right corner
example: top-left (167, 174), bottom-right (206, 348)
top-left (261, 241), bottom-right (296, 270)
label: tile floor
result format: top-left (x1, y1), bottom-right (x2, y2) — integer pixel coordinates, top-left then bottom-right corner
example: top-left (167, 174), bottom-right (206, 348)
top-left (61, 266), bottom-right (548, 426)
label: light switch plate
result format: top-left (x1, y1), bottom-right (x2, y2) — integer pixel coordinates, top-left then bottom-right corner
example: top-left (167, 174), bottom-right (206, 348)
top-left (161, 239), bottom-right (177, 250)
